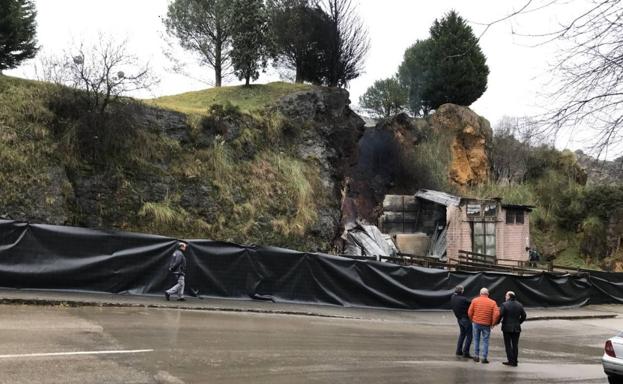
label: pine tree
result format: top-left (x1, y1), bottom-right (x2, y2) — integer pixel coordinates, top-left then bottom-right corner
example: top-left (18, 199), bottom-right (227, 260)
top-left (267, 0), bottom-right (330, 84)
top-left (0, 0), bottom-right (38, 72)
top-left (426, 10), bottom-right (489, 109)
top-left (231, 0), bottom-right (269, 85)
top-left (164, 0), bottom-right (234, 87)
top-left (398, 10), bottom-right (488, 114)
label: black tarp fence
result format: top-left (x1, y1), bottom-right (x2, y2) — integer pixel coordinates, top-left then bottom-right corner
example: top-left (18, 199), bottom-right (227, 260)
top-left (1, 219), bottom-right (623, 309)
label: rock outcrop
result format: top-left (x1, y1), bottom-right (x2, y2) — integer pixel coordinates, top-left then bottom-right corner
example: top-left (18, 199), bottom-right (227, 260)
top-left (338, 104), bottom-right (492, 235)
top-left (575, 150), bottom-right (623, 185)
top-left (430, 103), bottom-right (492, 186)
top-left (1, 80), bottom-right (364, 252)
top-left (278, 88), bottom-right (365, 243)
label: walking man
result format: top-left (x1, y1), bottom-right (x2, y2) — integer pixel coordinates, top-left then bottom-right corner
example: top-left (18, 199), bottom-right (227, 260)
top-left (450, 285), bottom-right (472, 358)
top-left (468, 287), bottom-right (500, 364)
top-left (498, 291), bottom-right (527, 367)
top-left (165, 242), bottom-right (187, 302)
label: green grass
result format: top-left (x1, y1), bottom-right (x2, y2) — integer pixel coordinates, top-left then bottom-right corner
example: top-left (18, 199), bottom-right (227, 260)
top-left (147, 81), bottom-right (313, 115)
top-left (0, 75), bottom-right (330, 249)
top-left (0, 75), bottom-right (59, 212)
top-left (468, 182), bottom-right (537, 205)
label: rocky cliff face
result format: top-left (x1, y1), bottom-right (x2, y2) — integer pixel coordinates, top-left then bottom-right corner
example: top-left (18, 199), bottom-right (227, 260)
top-left (575, 150), bottom-right (623, 185)
top-left (3, 75), bottom-right (491, 252)
top-left (1, 80), bottom-right (363, 252)
top-left (278, 88), bottom-right (365, 242)
top-left (430, 103), bottom-right (492, 187)
top-left (338, 104), bottom-right (492, 233)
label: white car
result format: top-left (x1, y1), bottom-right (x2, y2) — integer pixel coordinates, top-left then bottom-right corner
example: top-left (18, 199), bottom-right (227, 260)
top-left (603, 332), bottom-right (623, 384)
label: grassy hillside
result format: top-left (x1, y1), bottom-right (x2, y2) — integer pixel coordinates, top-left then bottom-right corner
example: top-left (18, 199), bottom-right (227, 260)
top-left (0, 75), bottom-right (336, 251)
top-left (0, 75), bottom-right (65, 222)
top-left (148, 81), bottom-right (313, 115)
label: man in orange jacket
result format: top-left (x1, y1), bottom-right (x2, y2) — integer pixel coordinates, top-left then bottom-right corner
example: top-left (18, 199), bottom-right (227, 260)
top-left (468, 287), bottom-right (500, 364)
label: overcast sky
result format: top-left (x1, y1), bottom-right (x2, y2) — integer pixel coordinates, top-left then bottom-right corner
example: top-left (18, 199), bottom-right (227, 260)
top-left (8, 0), bottom-right (590, 151)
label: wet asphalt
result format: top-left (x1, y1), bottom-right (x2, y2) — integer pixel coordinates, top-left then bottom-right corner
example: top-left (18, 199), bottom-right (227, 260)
top-left (0, 297), bottom-right (619, 383)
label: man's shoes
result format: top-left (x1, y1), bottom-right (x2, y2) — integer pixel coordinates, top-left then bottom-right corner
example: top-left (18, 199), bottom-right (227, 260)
top-left (481, 359), bottom-right (489, 364)
top-left (177, 298), bottom-right (186, 302)
top-left (463, 353), bottom-right (472, 359)
top-left (164, 292), bottom-right (170, 301)
top-left (456, 352), bottom-right (463, 356)
top-left (473, 356), bottom-right (480, 362)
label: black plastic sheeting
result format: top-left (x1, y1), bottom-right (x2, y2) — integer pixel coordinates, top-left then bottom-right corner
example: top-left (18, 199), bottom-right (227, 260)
top-left (1, 219), bottom-right (623, 309)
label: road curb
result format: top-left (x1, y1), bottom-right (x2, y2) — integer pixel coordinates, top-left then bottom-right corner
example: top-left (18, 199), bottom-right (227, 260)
top-left (0, 296), bottom-right (619, 322)
top-left (0, 297), bottom-right (358, 320)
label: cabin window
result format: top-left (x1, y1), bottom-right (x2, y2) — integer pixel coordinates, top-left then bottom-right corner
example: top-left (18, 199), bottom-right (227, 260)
top-left (466, 202), bottom-right (498, 221)
top-left (505, 209), bottom-right (525, 224)
top-left (472, 221), bottom-right (496, 256)
top-left (484, 203), bottom-right (497, 217)
top-left (467, 203), bottom-right (481, 218)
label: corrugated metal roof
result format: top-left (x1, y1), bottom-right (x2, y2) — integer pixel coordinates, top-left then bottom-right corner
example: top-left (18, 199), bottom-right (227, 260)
top-left (415, 189), bottom-right (461, 207)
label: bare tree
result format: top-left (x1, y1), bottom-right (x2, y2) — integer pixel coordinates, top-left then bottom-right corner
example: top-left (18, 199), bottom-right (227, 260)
top-left (509, 0), bottom-right (623, 157)
top-left (36, 35), bottom-right (157, 164)
top-left (490, 116), bottom-right (532, 183)
top-left (37, 36), bottom-right (157, 115)
top-left (320, 0), bottom-right (369, 87)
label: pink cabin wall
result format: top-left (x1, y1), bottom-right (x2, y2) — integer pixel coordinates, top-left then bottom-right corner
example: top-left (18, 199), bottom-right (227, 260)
top-left (446, 204), bottom-right (530, 263)
top-left (496, 208), bottom-right (530, 263)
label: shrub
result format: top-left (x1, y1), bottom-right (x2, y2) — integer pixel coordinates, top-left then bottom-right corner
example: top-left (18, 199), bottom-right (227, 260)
top-left (580, 216), bottom-right (608, 259)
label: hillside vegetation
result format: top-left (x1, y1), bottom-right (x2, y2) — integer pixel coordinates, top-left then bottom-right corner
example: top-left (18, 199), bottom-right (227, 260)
top-left (4, 73), bottom-right (622, 269)
top-left (0, 75), bottom-right (348, 251)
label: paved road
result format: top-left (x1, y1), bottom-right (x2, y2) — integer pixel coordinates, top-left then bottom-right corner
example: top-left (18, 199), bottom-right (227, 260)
top-left (0, 302), bottom-right (618, 383)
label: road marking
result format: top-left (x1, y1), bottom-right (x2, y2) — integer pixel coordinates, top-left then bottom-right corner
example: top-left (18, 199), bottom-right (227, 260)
top-left (0, 349), bottom-right (154, 359)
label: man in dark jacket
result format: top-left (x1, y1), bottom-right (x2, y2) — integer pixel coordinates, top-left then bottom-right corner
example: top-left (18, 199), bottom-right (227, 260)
top-left (498, 291), bottom-right (527, 366)
top-left (450, 285), bottom-right (472, 358)
top-left (165, 242), bottom-right (187, 301)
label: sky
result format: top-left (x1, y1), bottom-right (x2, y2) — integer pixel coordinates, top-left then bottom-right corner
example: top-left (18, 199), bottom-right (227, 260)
top-left (7, 0), bottom-right (592, 152)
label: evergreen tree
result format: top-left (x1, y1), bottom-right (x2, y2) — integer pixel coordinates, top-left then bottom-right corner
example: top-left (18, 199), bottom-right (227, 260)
top-left (397, 39), bottom-right (434, 115)
top-left (398, 10), bottom-right (488, 114)
top-left (164, 0), bottom-right (234, 87)
top-left (231, 0), bottom-right (269, 85)
top-left (0, 0), bottom-right (38, 72)
top-left (267, 0), bottom-right (329, 84)
top-left (359, 77), bottom-right (407, 118)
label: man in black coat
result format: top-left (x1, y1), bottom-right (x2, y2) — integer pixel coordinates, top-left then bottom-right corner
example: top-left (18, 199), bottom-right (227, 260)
top-left (498, 291), bottom-right (527, 366)
top-left (450, 285), bottom-right (472, 358)
top-left (165, 242), bottom-right (187, 302)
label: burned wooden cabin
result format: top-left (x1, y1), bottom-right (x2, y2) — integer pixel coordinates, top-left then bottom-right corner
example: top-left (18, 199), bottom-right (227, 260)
top-left (380, 189), bottom-right (533, 265)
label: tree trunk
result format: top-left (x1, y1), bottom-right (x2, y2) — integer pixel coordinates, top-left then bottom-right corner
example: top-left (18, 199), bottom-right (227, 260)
top-left (215, 65), bottom-right (222, 87)
top-left (295, 60), bottom-right (303, 83)
top-left (215, 36), bottom-right (223, 87)
top-left (245, 76), bottom-right (250, 86)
